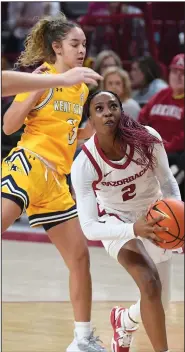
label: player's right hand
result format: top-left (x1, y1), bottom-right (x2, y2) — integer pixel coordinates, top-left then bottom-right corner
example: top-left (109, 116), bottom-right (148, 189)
top-left (61, 67), bottom-right (103, 86)
top-left (133, 215), bottom-right (169, 243)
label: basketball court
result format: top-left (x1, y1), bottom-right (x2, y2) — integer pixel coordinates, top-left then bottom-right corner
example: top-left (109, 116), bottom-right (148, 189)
top-left (2, 221), bottom-right (184, 352)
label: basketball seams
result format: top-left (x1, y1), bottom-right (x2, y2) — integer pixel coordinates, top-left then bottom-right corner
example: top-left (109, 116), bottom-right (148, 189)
top-left (161, 199), bottom-right (181, 238)
top-left (160, 199), bottom-right (185, 247)
top-left (148, 210), bottom-right (179, 243)
top-left (148, 205), bottom-right (184, 249)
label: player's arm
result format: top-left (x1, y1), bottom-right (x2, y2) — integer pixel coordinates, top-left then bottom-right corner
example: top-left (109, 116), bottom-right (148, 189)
top-left (71, 152), bottom-right (136, 241)
top-left (2, 71), bottom-right (49, 97)
top-left (3, 91), bottom-right (43, 135)
top-left (77, 120), bottom-right (95, 140)
top-left (2, 68), bottom-right (102, 97)
top-left (150, 127), bottom-right (181, 200)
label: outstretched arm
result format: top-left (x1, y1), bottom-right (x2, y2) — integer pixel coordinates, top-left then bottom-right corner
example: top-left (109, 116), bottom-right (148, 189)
top-left (2, 68), bottom-right (102, 97)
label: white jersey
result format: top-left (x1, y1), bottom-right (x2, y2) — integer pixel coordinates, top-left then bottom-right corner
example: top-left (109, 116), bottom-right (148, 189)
top-left (71, 126), bottom-right (181, 262)
top-left (81, 129), bottom-right (162, 222)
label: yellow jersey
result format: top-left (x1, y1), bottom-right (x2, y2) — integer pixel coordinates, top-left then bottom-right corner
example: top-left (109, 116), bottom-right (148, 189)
top-left (15, 62), bottom-right (89, 175)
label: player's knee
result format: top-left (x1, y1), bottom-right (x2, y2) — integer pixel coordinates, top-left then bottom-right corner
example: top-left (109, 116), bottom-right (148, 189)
top-left (70, 246), bottom-right (90, 272)
top-left (140, 271), bottom-right (162, 301)
top-left (2, 197), bottom-right (22, 232)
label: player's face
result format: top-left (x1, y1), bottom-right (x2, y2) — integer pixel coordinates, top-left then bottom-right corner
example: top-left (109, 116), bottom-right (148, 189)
top-left (56, 27), bottom-right (86, 69)
top-left (104, 73), bottom-right (124, 100)
top-left (89, 92), bottom-right (121, 135)
top-left (169, 68), bottom-right (184, 94)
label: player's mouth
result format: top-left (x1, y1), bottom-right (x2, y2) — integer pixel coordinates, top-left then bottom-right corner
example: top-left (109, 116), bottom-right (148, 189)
top-left (77, 57), bottom-right (84, 64)
top-left (104, 120), bottom-right (115, 126)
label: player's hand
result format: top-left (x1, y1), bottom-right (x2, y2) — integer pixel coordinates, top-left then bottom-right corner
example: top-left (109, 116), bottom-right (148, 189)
top-left (32, 64), bottom-right (48, 75)
top-left (133, 215), bottom-right (169, 243)
top-left (61, 67), bottom-right (103, 86)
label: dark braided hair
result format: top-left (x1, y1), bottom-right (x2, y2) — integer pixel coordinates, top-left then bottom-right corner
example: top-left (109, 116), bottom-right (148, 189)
top-left (85, 90), bottom-right (162, 170)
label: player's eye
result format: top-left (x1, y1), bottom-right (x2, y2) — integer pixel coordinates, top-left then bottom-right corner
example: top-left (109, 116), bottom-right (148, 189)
top-left (95, 106), bottom-right (103, 112)
top-left (111, 103), bottom-right (118, 109)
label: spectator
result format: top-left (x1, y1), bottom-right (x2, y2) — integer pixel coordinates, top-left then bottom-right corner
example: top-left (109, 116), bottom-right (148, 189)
top-left (138, 53), bottom-right (184, 199)
top-left (86, 2), bottom-right (121, 56)
top-left (93, 50), bottom-right (122, 75)
top-left (101, 66), bottom-right (141, 120)
top-left (87, 2), bottom-right (110, 15)
top-left (86, 2), bottom-right (144, 58)
top-left (130, 56), bottom-right (168, 107)
top-left (5, 2), bottom-right (60, 54)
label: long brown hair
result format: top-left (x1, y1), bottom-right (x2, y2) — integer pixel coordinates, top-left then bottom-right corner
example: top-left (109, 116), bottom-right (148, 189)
top-left (16, 12), bottom-right (81, 67)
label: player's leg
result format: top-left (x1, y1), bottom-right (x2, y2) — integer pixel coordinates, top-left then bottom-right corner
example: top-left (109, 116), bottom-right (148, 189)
top-left (28, 170), bottom-right (106, 351)
top-left (46, 218), bottom-right (106, 351)
top-left (123, 256), bottom-right (172, 328)
top-left (2, 148), bottom-right (30, 232)
top-left (117, 238), bottom-right (168, 352)
top-left (2, 197), bottom-right (22, 232)
top-left (156, 258), bottom-right (172, 312)
top-left (47, 217), bottom-right (92, 323)
top-left (118, 256), bottom-right (172, 349)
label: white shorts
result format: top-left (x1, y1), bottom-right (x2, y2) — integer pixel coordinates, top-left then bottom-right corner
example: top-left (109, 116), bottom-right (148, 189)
top-left (101, 215), bottom-right (172, 264)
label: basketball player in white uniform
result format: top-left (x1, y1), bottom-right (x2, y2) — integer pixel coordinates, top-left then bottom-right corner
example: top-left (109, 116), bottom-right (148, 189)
top-left (71, 91), bottom-right (181, 352)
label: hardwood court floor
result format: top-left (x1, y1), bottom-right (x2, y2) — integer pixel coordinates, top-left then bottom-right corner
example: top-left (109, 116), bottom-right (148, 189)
top-left (2, 301), bottom-right (184, 352)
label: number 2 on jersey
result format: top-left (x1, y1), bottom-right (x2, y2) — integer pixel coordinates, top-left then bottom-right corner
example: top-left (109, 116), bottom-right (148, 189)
top-left (122, 184), bottom-right (136, 201)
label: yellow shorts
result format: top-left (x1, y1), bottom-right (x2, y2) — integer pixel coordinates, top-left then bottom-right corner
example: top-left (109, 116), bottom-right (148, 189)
top-left (2, 147), bottom-right (77, 230)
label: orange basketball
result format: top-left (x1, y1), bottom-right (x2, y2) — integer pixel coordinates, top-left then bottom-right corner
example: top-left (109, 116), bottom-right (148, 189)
top-left (147, 198), bottom-right (184, 249)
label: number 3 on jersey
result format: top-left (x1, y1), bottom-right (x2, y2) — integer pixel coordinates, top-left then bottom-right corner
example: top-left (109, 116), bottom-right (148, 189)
top-left (67, 119), bottom-right (78, 145)
top-left (122, 184), bottom-right (136, 201)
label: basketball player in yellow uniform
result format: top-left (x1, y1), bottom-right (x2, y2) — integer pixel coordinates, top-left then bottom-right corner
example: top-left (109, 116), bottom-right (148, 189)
top-left (2, 13), bottom-right (106, 352)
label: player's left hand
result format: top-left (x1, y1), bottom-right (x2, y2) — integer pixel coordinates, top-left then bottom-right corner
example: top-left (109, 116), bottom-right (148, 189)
top-left (134, 215), bottom-right (168, 243)
top-left (32, 64), bottom-right (48, 75)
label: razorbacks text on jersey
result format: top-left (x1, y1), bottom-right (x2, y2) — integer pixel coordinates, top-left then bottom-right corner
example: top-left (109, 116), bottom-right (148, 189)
top-left (14, 62), bottom-right (89, 175)
top-left (81, 126), bottom-right (162, 222)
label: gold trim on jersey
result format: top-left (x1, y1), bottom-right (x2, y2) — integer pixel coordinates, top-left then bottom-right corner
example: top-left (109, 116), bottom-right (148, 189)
top-left (33, 88), bottom-right (54, 111)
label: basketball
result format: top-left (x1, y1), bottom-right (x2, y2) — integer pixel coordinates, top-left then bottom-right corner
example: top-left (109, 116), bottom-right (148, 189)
top-left (147, 198), bottom-right (184, 249)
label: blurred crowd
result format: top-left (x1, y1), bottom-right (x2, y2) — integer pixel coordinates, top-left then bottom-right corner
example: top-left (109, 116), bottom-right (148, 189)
top-left (2, 2), bottom-right (184, 202)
